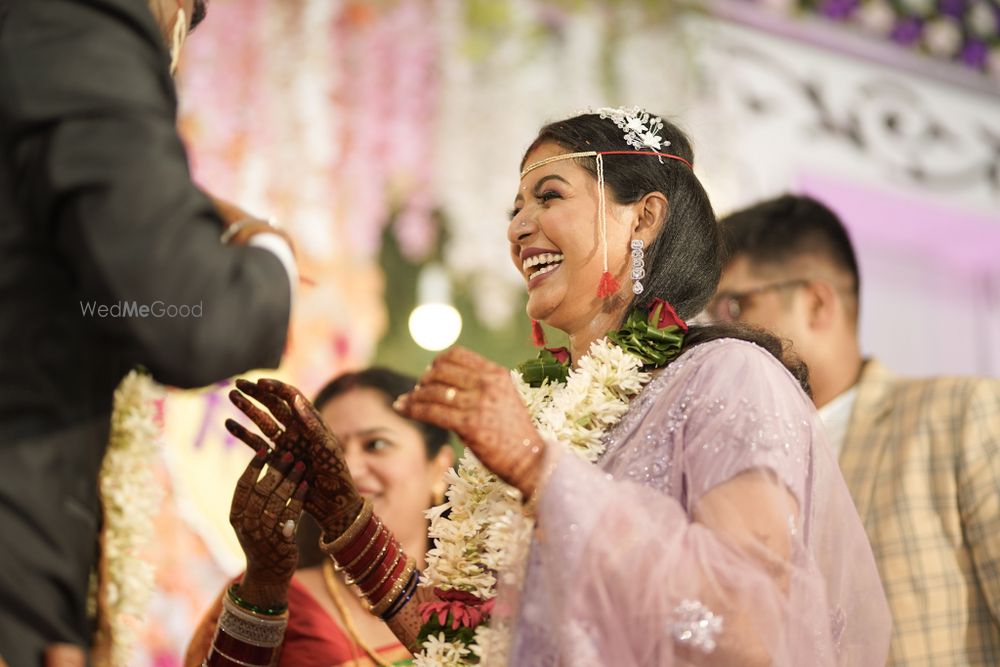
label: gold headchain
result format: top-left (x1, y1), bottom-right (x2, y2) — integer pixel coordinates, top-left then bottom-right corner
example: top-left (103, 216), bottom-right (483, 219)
top-left (519, 151), bottom-right (599, 179)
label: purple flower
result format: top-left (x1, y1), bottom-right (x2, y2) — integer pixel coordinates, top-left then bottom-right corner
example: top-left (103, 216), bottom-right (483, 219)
top-left (821, 0), bottom-right (860, 20)
top-left (937, 0), bottom-right (965, 18)
top-left (891, 16), bottom-right (924, 44)
top-left (960, 39), bottom-right (988, 68)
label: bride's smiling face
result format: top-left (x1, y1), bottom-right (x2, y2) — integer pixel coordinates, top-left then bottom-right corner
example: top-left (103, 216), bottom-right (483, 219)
top-left (508, 142), bottom-right (636, 334)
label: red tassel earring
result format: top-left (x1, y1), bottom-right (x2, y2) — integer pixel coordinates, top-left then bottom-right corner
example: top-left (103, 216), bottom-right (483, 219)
top-left (531, 320), bottom-right (546, 347)
top-left (597, 271), bottom-right (620, 298)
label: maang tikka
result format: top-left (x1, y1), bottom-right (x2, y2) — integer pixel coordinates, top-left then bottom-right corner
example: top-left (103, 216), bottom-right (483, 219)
top-left (631, 239), bottom-right (645, 294)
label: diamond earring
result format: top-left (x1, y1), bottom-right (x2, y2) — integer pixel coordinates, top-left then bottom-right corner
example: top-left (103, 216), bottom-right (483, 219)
top-left (631, 239), bottom-right (645, 294)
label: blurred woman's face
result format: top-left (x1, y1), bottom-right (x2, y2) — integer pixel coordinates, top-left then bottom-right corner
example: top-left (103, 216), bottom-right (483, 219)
top-left (507, 142), bottom-right (637, 334)
top-left (319, 388), bottom-right (452, 550)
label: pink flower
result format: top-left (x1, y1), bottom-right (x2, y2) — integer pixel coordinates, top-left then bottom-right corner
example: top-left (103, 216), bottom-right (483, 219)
top-left (419, 589), bottom-right (496, 630)
top-left (649, 298), bottom-right (688, 332)
top-left (545, 347), bottom-right (571, 365)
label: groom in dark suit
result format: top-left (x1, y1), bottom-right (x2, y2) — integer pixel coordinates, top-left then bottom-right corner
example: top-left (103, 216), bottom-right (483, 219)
top-left (0, 0), bottom-right (296, 662)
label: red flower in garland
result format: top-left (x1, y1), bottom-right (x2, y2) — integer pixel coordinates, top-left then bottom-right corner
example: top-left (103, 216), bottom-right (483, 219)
top-left (419, 588), bottom-right (496, 630)
top-left (545, 347), bottom-right (571, 365)
top-left (649, 298), bottom-right (688, 332)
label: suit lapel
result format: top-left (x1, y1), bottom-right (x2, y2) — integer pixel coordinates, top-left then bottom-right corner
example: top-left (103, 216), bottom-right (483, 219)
top-left (838, 359), bottom-right (896, 523)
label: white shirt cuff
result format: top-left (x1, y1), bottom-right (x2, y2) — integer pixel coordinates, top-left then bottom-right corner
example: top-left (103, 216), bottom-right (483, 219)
top-left (248, 232), bottom-right (298, 305)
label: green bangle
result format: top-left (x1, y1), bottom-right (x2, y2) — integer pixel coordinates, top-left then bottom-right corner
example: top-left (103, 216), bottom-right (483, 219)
top-left (227, 583), bottom-right (288, 616)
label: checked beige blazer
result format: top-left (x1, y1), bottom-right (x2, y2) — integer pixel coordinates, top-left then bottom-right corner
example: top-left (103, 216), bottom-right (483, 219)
top-left (839, 359), bottom-right (1000, 666)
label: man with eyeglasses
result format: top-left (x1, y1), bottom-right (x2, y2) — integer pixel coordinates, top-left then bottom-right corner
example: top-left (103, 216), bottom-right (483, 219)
top-left (712, 194), bottom-right (1000, 666)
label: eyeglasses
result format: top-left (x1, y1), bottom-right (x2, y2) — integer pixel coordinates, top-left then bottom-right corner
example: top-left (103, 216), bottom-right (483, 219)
top-left (708, 279), bottom-right (809, 323)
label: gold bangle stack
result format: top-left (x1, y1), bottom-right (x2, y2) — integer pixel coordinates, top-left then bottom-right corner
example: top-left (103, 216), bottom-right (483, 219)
top-left (361, 551), bottom-right (403, 598)
top-left (336, 517), bottom-right (384, 574)
top-left (351, 537), bottom-right (392, 585)
top-left (369, 558), bottom-right (417, 617)
top-left (318, 499), bottom-right (373, 555)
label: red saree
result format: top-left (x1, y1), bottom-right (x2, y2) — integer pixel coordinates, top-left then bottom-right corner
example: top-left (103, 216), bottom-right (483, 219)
top-left (186, 576), bottom-right (412, 667)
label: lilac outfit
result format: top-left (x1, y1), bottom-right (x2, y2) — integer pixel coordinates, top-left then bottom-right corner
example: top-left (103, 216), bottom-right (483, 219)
top-left (502, 339), bottom-right (891, 666)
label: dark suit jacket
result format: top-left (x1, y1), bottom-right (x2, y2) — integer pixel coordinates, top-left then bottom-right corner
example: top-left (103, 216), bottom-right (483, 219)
top-left (0, 0), bottom-right (291, 662)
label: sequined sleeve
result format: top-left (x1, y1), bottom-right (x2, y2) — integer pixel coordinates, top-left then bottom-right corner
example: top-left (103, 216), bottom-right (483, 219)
top-left (677, 340), bottom-right (813, 510)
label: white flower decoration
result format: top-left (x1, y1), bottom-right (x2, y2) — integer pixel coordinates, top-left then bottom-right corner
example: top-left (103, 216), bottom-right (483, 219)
top-left (924, 18), bottom-right (963, 57)
top-left (626, 116), bottom-right (647, 134)
top-left (855, 0), bottom-right (896, 34)
top-left (641, 130), bottom-right (663, 150)
top-left (92, 370), bottom-right (164, 667)
top-left (590, 106), bottom-right (670, 153)
top-left (967, 1), bottom-right (997, 38)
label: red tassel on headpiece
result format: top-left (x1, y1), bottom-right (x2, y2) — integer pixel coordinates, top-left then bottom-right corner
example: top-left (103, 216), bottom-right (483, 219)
top-left (531, 320), bottom-right (546, 347)
top-left (597, 271), bottom-right (620, 299)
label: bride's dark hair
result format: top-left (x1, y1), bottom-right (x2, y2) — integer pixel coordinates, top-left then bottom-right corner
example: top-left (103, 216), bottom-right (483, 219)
top-left (523, 113), bottom-right (809, 391)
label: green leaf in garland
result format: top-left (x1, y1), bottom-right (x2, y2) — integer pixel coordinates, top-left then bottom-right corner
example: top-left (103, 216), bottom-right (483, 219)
top-left (515, 347), bottom-right (570, 388)
top-left (515, 300), bottom-right (686, 383)
top-left (606, 300), bottom-right (686, 369)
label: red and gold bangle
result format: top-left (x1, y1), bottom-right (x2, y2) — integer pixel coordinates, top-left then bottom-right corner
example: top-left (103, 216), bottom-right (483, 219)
top-left (359, 549), bottom-right (403, 598)
top-left (353, 537), bottom-right (397, 590)
top-left (366, 552), bottom-right (409, 605)
top-left (347, 533), bottom-right (392, 584)
top-left (338, 523), bottom-right (388, 586)
top-left (328, 512), bottom-right (380, 566)
top-left (319, 499), bottom-right (373, 555)
top-left (337, 517), bottom-right (384, 574)
top-left (370, 558), bottom-right (417, 617)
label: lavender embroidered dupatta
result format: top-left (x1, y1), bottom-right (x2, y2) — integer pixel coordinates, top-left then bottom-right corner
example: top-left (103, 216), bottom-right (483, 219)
top-left (498, 339), bottom-right (890, 666)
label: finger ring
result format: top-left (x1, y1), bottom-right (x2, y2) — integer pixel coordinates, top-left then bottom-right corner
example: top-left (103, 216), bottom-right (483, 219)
top-left (444, 387), bottom-right (457, 403)
top-left (282, 519), bottom-right (296, 538)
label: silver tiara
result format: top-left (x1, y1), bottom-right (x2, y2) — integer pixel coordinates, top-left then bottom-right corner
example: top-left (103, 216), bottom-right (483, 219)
top-left (588, 106), bottom-right (669, 152)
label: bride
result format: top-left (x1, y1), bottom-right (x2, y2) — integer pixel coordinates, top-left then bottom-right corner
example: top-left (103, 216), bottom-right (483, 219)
top-left (212, 108), bottom-right (890, 666)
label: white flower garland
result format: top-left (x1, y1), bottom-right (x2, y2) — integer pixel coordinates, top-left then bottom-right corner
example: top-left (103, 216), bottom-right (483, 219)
top-left (91, 370), bottom-right (164, 667)
top-left (415, 338), bottom-right (650, 666)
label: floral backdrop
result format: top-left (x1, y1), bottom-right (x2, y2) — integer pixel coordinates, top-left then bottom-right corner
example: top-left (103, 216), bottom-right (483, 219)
top-left (130, 1), bottom-right (999, 664)
top-left (766, 0), bottom-right (1000, 73)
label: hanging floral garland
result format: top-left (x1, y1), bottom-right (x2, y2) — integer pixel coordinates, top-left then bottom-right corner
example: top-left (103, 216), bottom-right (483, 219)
top-left (90, 370), bottom-right (165, 666)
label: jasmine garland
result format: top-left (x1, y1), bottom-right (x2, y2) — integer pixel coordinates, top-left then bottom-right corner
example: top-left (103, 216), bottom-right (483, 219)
top-left (414, 338), bottom-right (652, 666)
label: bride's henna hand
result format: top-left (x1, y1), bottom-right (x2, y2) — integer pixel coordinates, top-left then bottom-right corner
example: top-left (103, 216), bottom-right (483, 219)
top-left (397, 346), bottom-right (546, 497)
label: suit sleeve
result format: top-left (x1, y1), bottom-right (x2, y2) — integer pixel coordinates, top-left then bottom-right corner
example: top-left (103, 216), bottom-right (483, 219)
top-left (1, 0), bottom-right (290, 388)
top-left (957, 379), bottom-right (1000, 626)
